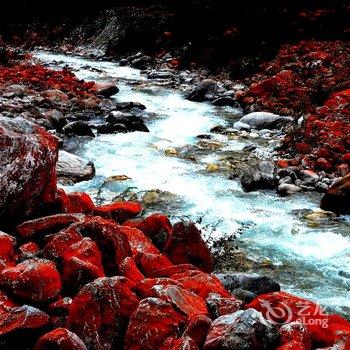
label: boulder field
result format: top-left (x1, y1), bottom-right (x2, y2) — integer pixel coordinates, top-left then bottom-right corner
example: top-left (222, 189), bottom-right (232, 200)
top-left (0, 115), bottom-right (349, 349)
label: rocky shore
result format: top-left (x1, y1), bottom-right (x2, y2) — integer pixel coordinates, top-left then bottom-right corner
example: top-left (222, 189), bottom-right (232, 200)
top-left (0, 2), bottom-right (350, 347)
top-left (0, 114), bottom-right (349, 349)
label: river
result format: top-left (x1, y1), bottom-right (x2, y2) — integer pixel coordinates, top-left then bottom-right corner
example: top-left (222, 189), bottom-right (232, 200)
top-left (35, 51), bottom-right (350, 317)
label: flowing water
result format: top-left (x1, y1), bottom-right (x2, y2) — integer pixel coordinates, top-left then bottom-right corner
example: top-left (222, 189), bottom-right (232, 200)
top-left (35, 51), bottom-right (350, 316)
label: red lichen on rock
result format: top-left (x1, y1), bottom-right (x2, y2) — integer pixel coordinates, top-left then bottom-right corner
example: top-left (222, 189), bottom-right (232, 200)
top-left (237, 40), bottom-right (350, 172)
top-left (0, 117), bottom-right (59, 224)
top-left (67, 277), bottom-right (139, 349)
top-left (34, 328), bottom-right (87, 350)
top-left (164, 221), bottom-right (214, 273)
top-left (94, 201), bottom-right (142, 223)
top-left (0, 63), bottom-right (96, 98)
top-left (124, 297), bottom-right (185, 350)
top-left (0, 258), bottom-right (62, 303)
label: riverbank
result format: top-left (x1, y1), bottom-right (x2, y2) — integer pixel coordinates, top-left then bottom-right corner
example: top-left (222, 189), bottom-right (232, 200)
top-left (0, 114), bottom-right (349, 349)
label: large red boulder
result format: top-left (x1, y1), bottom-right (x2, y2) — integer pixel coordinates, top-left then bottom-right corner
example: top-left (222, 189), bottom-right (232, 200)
top-left (43, 227), bottom-right (84, 261)
top-left (135, 252), bottom-right (173, 277)
top-left (0, 290), bottom-right (49, 348)
top-left (124, 297), bottom-right (185, 350)
top-left (172, 270), bottom-right (231, 299)
top-left (206, 293), bottom-right (244, 318)
top-left (17, 213), bottom-right (84, 240)
top-left (119, 257), bottom-right (145, 283)
top-left (57, 190), bottom-right (95, 214)
top-left (68, 217), bottom-right (131, 275)
top-left (164, 221), bottom-right (214, 273)
top-left (0, 232), bottom-right (16, 271)
top-left (94, 201), bottom-right (142, 223)
top-left (0, 258), bottom-right (61, 303)
top-left (0, 117), bottom-right (59, 224)
top-left (34, 328), bottom-right (87, 350)
top-left (124, 213), bottom-right (172, 250)
top-left (183, 315), bottom-right (212, 348)
top-left (143, 284), bottom-right (209, 320)
top-left (49, 297), bottom-right (72, 328)
top-left (120, 225), bottom-right (160, 257)
top-left (67, 277), bottom-right (139, 350)
top-left (321, 174), bottom-right (350, 214)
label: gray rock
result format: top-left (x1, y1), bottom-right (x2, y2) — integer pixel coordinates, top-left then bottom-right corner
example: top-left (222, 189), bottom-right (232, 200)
top-left (148, 71), bottom-right (174, 80)
top-left (212, 96), bottom-right (238, 107)
top-left (239, 112), bottom-right (293, 130)
top-left (95, 83), bottom-right (119, 98)
top-left (300, 169), bottom-right (319, 184)
top-left (204, 309), bottom-right (279, 350)
top-left (258, 161), bottom-right (275, 175)
top-left (233, 121), bottom-right (251, 131)
top-left (57, 150), bottom-right (95, 183)
top-left (241, 171), bottom-right (277, 192)
top-left (62, 121), bottom-right (94, 137)
top-left (186, 79), bottom-right (218, 102)
top-left (131, 55), bottom-right (152, 69)
top-left (277, 183), bottom-right (303, 197)
top-left (216, 273), bottom-right (280, 296)
top-left (230, 289), bottom-right (257, 304)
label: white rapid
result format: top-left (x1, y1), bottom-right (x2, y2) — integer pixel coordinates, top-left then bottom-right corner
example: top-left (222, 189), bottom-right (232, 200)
top-left (35, 51), bottom-right (350, 316)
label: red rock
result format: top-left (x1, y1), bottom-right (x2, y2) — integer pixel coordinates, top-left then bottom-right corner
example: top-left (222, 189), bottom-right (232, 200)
top-left (160, 336), bottom-right (199, 350)
top-left (279, 322), bottom-right (311, 350)
top-left (342, 153), bottom-right (350, 163)
top-left (321, 174), bottom-right (350, 214)
top-left (206, 293), bottom-right (244, 318)
top-left (34, 328), bottom-right (87, 350)
top-left (59, 191), bottom-right (95, 214)
top-left (124, 297), bottom-right (185, 350)
top-left (172, 270), bottom-right (231, 299)
top-left (18, 242), bottom-right (40, 261)
top-left (0, 117), bottom-right (59, 224)
top-left (62, 257), bottom-right (105, 296)
top-left (43, 226), bottom-right (83, 261)
top-left (183, 315), bottom-right (212, 348)
top-left (49, 297), bottom-right (72, 328)
top-left (0, 303), bottom-right (49, 336)
top-left (0, 232), bottom-right (16, 271)
top-left (63, 237), bottom-right (104, 271)
top-left (164, 221), bottom-right (214, 273)
top-left (136, 277), bottom-right (183, 297)
top-left (277, 160), bottom-right (289, 168)
top-left (152, 264), bottom-right (197, 277)
top-left (144, 284), bottom-right (209, 320)
top-left (135, 252), bottom-right (173, 277)
top-left (276, 342), bottom-right (306, 350)
top-left (0, 63), bottom-right (95, 98)
top-left (119, 257), bottom-right (145, 284)
top-left (70, 217), bottom-right (131, 275)
top-left (124, 213), bottom-right (172, 250)
top-left (248, 291), bottom-right (350, 347)
top-left (0, 258), bottom-right (61, 303)
top-left (94, 201), bottom-right (142, 223)
top-left (67, 277), bottom-right (139, 349)
top-left (315, 157), bottom-right (332, 171)
top-left (120, 225), bottom-right (159, 257)
top-left (16, 213), bottom-right (83, 240)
